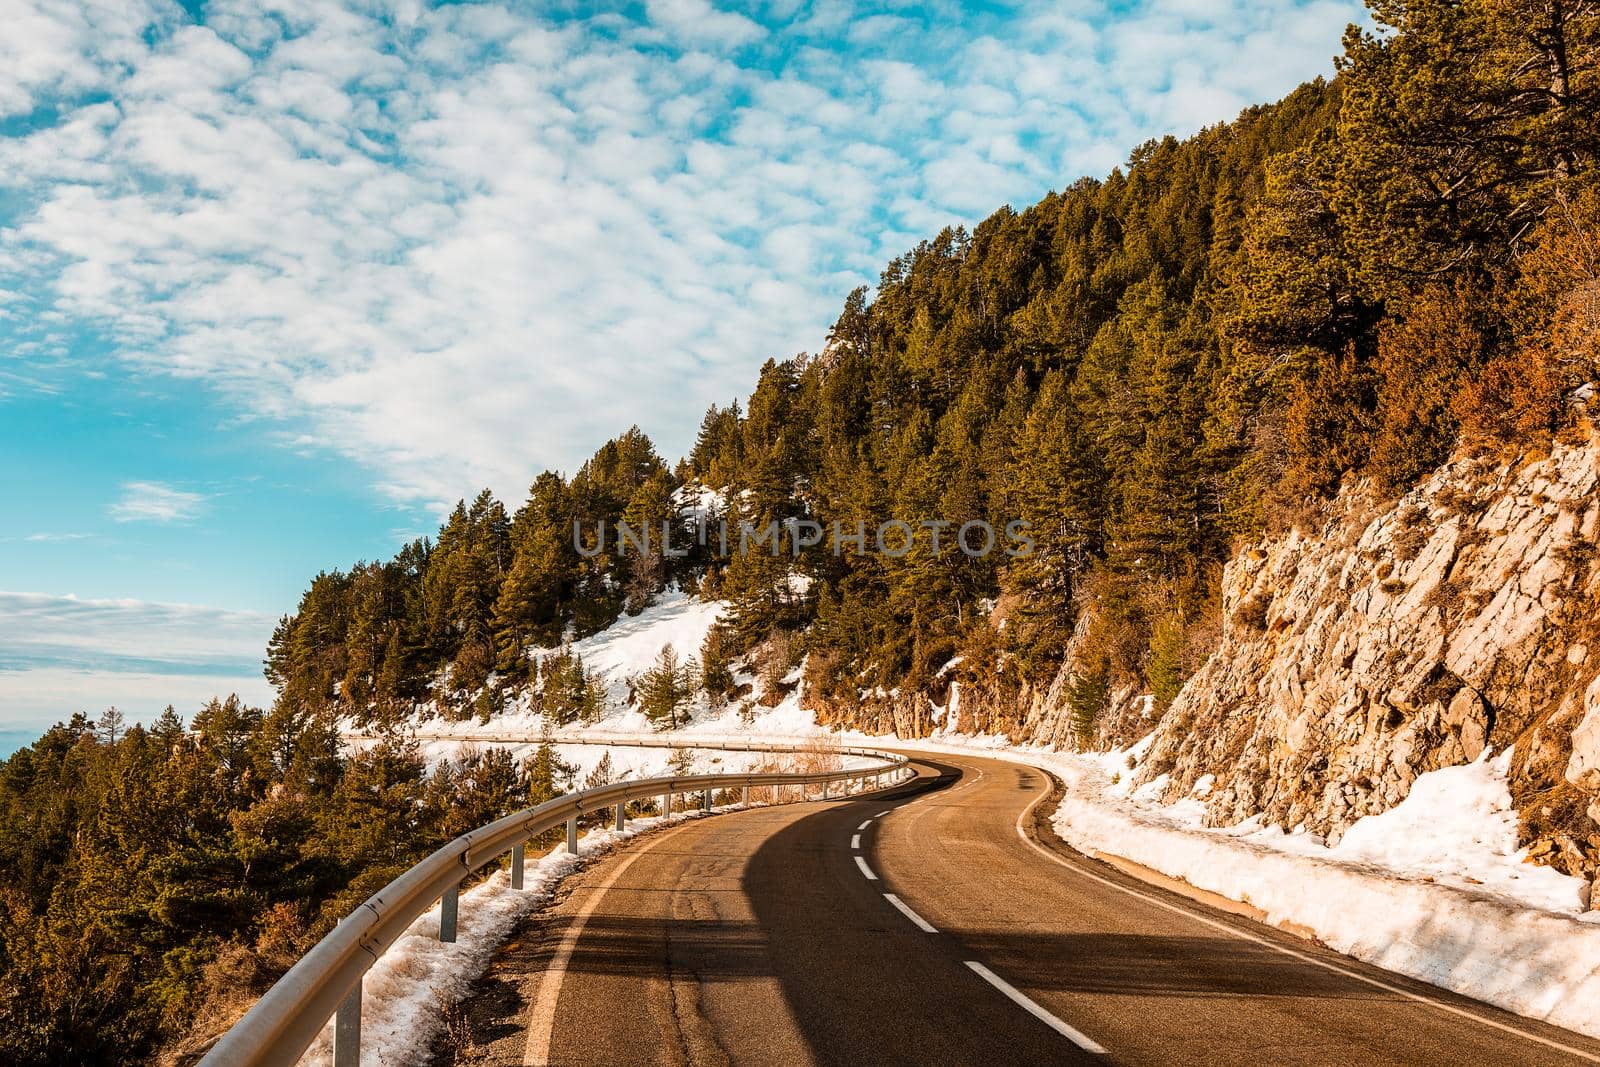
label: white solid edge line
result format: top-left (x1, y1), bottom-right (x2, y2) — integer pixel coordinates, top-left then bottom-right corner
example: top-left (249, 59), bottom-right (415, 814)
top-left (1012, 775), bottom-right (1600, 1065)
top-left (855, 855), bottom-right (879, 880)
top-left (884, 892), bottom-right (938, 933)
top-left (966, 960), bottom-right (1107, 1055)
top-left (850, 833), bottom-right (862, 850)
top-left (858, 819), bottom-right (873, 830)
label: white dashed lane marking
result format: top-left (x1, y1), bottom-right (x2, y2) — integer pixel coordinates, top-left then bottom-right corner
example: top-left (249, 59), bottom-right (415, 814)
top-left (884, 893), bottom-right (938, 933)
top-left (966, 961), bottom-right (1107, 1055)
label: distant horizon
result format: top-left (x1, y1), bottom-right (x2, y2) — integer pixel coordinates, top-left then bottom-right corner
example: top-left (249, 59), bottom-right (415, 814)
top-left (1, 726), bottom-right (48, 759)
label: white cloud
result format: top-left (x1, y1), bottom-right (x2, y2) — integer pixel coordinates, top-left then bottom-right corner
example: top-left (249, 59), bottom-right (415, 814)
top-left (0, 666), bottom-right (275, 727)
top-left (646, 0), bottom-right (766, 48)
top-left (18, 531), bottom-right (91, 542)
top-left (109, 480), bottom-right (207, 523)
top-left (0, 589), bottom-right (276, 724)
top-left (0, 589), bottom-right (272, 666)
top-left (1, 0), bottom-right (1365, 512)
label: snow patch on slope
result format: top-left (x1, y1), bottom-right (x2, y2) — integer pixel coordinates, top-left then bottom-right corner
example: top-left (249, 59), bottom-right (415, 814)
top-left (569, 589), bottom-right (726, 708)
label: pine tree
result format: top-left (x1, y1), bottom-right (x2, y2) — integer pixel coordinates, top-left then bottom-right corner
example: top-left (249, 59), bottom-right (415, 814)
top-left (666, 746), bottom-right (697, 776)
top-left (620, 470), bottom-right (678, 613)
top-left (699, 627), bottom-right (736, 707)
top-left (493, 519), bottom-right (571, 674)
top-left (95, 707), bottom-right (123, 746)
top-left (526, 742), bottom-right (578, 805)
top-left (538, 648), bottom-right (604, 725)
top-left (150, 706), bottom-right (184, 747)
top-left (583, 751), bottom-right (618, 790)
top-left (637, 645), bottom-right (698, 729)
top-left (1335, 0), bottom-right (1600, 288)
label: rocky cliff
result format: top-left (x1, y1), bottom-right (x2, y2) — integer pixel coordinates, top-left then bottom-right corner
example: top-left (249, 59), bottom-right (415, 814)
top-left (1127, 435), bottom-right (1600, 884)
top-left (806, 432), bottom-right (1600, 888)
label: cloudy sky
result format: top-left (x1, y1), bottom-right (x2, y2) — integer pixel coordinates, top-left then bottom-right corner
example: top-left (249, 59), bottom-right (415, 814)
top-left (0, 0), bottom-right (1364, 731)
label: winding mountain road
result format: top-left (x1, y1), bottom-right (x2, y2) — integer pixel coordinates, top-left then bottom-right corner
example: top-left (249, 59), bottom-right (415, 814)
top-left (445, 751), bottom-right (1600, 1066)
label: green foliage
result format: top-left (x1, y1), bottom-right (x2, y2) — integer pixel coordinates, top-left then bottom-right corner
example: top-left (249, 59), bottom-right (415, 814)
top-left (265, 431), bottom-right (674, 727)
top-left (526, 742), bottom-right (579, 805)
top-left (535, 648), bottom-right (606, 725)
top-left (699, 627), bottom-right (736, 707)
top-left (1334, 0), bottom-right (1600, 290)
top-left (1145, 614), bottom-right (1190, 711)
top-left (1066, 660), bottom-right (1111, 748)
top-left (636, 645), bottom-right (699, 729)
top-left (0, 706), bottom-right (539, 1064)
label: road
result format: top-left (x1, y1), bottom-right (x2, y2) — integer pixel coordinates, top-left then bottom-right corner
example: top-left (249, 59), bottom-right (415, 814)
top-left (443, 751), bottom-right (1600, 1066)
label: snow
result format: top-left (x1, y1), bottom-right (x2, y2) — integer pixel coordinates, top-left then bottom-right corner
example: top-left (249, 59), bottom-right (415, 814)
top-left (295, 812), bottom-right (703, 1067)
top-left (568, 589), bottom-right (726, 706)
top-left (1055, 745), bottom-right (1588, 917)
top-left (867, 732), bottom-right (1600, 1039)
top-left (674, 482), bottom-right (727, 524)
top-left (374, 591), bottom-right (733, 745)
top-left (353, 590), bottom-right (1600, 1040)
top-left (1330, 750), bottom-right (1583, 913)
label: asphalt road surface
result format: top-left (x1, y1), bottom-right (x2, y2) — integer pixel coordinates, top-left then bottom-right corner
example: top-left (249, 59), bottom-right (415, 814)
top-left (442, 751), bottom-right (1600, 1067)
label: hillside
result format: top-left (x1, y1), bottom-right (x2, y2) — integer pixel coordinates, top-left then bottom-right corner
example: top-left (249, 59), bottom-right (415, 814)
top-left (5, 0), bottom-right (1600, 1060)
top-left (265, 0), bottom-right (1600, 865)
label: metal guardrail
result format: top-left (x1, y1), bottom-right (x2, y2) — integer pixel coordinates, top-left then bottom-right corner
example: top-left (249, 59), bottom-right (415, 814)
top-left (198, 740), bottom-right (912, 1067)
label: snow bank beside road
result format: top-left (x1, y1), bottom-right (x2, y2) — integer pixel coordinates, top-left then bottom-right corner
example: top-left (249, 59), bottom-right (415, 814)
top-left (879, 732), bottom-right (1600, 1039)
top-left (295, 812), bottom-right (699, 1067)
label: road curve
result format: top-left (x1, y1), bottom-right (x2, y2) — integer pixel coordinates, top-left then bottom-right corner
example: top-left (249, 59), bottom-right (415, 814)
top-left (442, 751), bottom-right (1600, 1067)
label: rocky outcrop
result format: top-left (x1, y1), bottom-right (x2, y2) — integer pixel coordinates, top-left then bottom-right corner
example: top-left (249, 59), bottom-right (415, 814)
top-left (1129, 438), bottom-right (1600, 881)
top-left (1568, 675), bottom-right (1600, 827)
top-left (802, 434), bottom-right (1600, 887)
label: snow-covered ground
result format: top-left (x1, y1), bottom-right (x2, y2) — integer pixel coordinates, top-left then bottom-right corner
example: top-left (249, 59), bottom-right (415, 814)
top-left (857, 729), bottom-right (1600, 1039)
top-left (1098, 741), bottom-right (1588, 915)
top-left (393, 589), bottom-right (822, 745)
top-left (352, 589), bottom-right (1600, 1040)
top-left (384, 589), bottom-right (830, 781)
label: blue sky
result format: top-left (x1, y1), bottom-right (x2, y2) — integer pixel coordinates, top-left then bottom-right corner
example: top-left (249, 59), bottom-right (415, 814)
top-left (0, 0), bottom-right (1364, 731)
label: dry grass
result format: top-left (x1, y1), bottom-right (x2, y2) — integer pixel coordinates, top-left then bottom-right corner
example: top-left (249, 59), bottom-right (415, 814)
top-left (437, 991), bottom-right (481, 1065)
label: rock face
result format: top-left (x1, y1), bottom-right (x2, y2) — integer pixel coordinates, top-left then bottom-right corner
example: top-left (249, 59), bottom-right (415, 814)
top-left (803, 434), bottom-right (1600, 885)
top-left (1129, 439), bottom-right (1600, 880)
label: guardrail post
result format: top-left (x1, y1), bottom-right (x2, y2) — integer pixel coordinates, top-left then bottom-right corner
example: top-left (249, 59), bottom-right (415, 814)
top-left (566, 815), bottom-right (578, 854)
top-left (333, 978), bottom-right (361, 1067)
top-left (511, 843), bottom-right (525, 890)
top-left (615, 801), bottom-right (625, 831)
top-left (702, 789), bottom-right (712, 812)
top-left (742, 785), bottom-right (749, 808)
top-left (440, 887), bottom-right (459, 943)
top-left (663, 791), bottom-right (671, 816)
